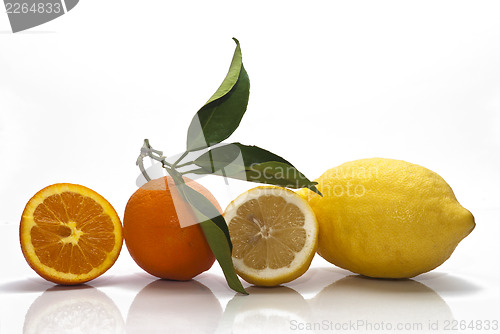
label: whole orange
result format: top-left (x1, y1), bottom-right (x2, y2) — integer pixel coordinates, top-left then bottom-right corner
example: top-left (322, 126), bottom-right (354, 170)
top-left (123, 176), bottom-right (220, 280)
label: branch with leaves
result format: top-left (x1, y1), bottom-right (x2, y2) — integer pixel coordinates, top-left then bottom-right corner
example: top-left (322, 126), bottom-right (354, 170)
top-left (136, 38), bottom-right (321, 295)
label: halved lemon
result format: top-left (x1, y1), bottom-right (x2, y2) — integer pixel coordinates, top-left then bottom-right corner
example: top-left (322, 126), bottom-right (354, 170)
top-left (20, 183), bottom-right (123, 285)
top-left (224, 186), bottom-right (318, 286)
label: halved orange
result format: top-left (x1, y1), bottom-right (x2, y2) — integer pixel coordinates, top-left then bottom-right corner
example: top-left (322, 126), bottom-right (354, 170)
top-left (20, 183), bottom-right (123, 285)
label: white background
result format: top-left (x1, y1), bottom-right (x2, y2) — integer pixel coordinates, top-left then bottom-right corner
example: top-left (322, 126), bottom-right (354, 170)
top-left (1, 1), bottom-right (499, 333)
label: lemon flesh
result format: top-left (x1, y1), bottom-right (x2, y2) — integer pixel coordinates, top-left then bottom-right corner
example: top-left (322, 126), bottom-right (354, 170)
top-left (298, 158), bottom-right (475, 279)
top-left (225, 186), bottom-right (318, 286)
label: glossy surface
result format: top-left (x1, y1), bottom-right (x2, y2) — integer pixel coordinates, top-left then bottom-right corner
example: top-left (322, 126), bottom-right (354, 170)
top-left (2, 208), bottom-right (499, 333)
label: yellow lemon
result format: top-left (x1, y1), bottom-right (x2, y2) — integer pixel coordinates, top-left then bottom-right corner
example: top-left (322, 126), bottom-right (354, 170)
top-left (224, 186), bottom-right (318, 286)
top-left (298, 158), bottom-right (475, 278)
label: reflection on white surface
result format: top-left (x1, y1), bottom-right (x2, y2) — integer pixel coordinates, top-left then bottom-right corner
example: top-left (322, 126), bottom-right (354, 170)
top-left (310, 275), bottom-right (454, 333)
top-left (218, 286), bottom-right (310, 334)
top-left (0, 261), bottom-right (492, 334)
top-left (215, 274), bottom-right (456, 334)
top-left (23, 285), bottom-right (124, 334)
top-left (126, 279), bottom-right (222, 334)
top-left (0, 265), bottom-right (493, 333)
top-left (416, 272), bottom-right (482, 296)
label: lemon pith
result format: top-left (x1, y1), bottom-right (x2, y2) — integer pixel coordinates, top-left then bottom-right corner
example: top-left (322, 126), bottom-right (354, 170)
top-left (224, 186), bottom-right (318, 286)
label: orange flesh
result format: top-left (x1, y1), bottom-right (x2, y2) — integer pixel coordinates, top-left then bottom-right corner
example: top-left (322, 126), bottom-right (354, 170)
top-left (228, 195), bottom-right (306, 270)
top-left (31, 192), bottom-right (115, 275)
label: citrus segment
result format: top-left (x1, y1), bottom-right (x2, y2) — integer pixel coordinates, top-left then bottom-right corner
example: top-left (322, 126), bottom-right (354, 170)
top-left (224, 186), bottom-right (318, 286)
top-left (20, 183), bottom-right (123, 285)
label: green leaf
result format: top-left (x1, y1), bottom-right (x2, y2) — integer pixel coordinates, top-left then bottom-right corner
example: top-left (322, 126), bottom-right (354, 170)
top-left (167, 169), bottom-right (247, 295)
top-left (186, 38), bottom-right (250, 152)
top-left (199, 220), bottom-right (247, 295)
top-left (175, 178), bottom-right (233, 252)
top-left (192, 143), bottom-right (244, 173)
top-left (192, 143), bottom-right (322, 195)
top-left (247, 161), bottom-right (321, 194)
top-left (193, 143), bottom-right (292, 173)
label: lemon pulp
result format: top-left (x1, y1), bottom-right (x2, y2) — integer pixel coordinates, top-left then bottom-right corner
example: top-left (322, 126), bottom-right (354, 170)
top-left (225, 186), bottom-right (318, 286)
